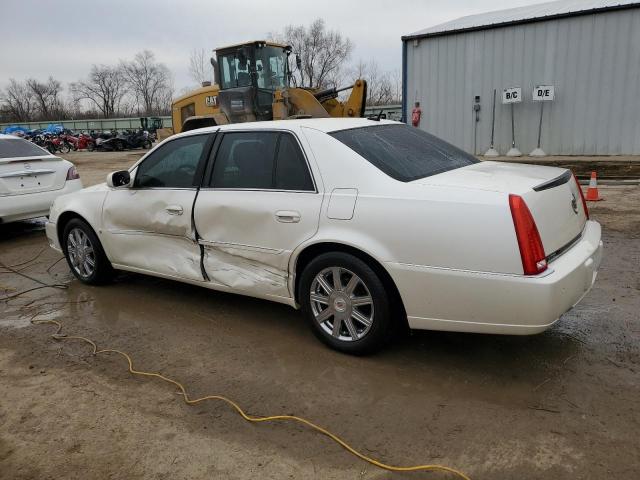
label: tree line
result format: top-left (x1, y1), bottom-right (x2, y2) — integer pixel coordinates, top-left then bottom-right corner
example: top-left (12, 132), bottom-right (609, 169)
top-left (0, 50), bottom-right (173, 123)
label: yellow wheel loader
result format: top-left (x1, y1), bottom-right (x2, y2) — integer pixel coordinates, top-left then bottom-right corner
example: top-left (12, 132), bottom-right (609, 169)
top-left (168, 41), bottom-right (367, 136)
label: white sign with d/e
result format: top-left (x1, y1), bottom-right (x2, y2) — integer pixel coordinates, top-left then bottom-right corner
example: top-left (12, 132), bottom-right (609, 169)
top-left (502, 87), bottom-right (522, 104)
top-left (533, 85), bottom-right (555, 101)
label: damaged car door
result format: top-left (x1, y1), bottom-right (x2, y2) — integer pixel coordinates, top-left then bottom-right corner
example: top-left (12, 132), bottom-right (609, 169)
top-left (102, 133), bottom-right (212, 280)
top-left (194, 130), bottom-right (321, 300)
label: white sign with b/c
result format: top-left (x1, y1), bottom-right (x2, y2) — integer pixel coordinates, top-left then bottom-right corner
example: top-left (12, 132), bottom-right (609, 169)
top-left (502, 87), bottom-right (522, 104)
top-left (533, 85), bottom-right (555, 101)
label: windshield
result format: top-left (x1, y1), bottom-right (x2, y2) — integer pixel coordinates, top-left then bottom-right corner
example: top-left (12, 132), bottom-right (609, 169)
top-left (219, 46), bottom-right (288, 91)
top-left (219, 51), bottom-right (252, 89)
top-left (255, 46), bottom-right (287, 90)
top-left (0, 138), bottom-right (50, 159)
top-left (330, 124), bottom-right (479, 182)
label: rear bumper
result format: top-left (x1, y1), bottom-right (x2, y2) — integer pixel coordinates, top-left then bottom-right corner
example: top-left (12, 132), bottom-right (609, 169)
top-left (0, 180), bottom-right (82, 223)
top-left (387, 220), bottom-right (603, 334)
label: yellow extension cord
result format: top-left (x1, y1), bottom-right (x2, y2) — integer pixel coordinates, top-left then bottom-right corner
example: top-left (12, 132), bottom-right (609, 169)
top-left (28, 316), bottom-right (471, 479)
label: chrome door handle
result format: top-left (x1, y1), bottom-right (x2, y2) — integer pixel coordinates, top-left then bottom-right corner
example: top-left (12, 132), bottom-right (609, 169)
top-left (275, 210), bottom-right (301, 223)
top-left (165, 205), bottom-right (184, 215)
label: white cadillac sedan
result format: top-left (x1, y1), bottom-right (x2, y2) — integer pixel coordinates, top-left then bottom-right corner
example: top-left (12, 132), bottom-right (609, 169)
top-left (45, 119), bottom-right (602, 354)
top-left (1, 134), bottom-right (82, 224)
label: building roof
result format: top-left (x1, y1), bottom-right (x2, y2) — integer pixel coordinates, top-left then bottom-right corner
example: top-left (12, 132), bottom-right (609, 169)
top-left (403, 0), bottom-right (640, 40)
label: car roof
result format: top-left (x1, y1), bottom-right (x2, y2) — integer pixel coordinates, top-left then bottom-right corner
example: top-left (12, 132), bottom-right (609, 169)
top-left (182, 118), bottom-right (402, 138)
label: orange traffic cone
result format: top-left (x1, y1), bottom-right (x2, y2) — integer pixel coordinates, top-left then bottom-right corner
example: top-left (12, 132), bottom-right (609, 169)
top-left (586, 171), bottom-right (602, 201)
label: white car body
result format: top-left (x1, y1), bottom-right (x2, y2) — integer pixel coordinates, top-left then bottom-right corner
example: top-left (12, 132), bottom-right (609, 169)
top-left (0, 134), bottom-right (82, 223)
top-left (45, 118), bottom-right (602, 337)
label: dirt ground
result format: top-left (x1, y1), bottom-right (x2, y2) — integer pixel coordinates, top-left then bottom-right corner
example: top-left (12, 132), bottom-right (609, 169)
top-left (1, 151), bottom-right (639, 479)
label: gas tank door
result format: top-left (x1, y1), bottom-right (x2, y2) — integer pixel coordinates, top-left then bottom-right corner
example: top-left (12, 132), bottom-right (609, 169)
top-left (327, 188), bottom-right (358, 220)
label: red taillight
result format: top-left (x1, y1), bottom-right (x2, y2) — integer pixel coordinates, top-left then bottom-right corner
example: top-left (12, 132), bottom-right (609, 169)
top-left (573, 173), bottom-right (589, 219)
top-left (66, 166), bottom-right (80, 180)
top-left (509, 194), bottom-right (547, 275)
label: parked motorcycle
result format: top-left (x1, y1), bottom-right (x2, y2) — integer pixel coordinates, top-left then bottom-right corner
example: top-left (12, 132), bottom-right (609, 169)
top-left (62, 132), bottom-right (96, 151)
top-left (45, 135), bottom-right (71, 154)
top-left (99, 130), bottom-right (152, 151)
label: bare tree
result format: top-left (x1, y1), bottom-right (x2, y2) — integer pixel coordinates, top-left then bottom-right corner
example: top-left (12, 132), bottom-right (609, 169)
top-left (122, 50), bottom-right (173, 115)
top-left (188, 48), bottom-right (211, 85)
top-left (70, 65), bottom-right (128, 118)
top-left (349, 60), bottom-right (393, 106)
top-left (390, 69), bottom-right (402, 104)
top-left (0, 79), bottom-right (35, 122)
top-left (271, 18), bottom-right (353, 89)
top-left (26, 76), bottom-right (64, 120)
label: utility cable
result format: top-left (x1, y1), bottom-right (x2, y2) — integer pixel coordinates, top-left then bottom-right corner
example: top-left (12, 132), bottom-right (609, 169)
top-left (29, 316), bottom-right (471, 480)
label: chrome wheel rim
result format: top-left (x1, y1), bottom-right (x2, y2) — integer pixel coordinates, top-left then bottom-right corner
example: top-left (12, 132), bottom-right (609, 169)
top-left (67, 228), bottom-right (96, 279)
top-left (310, 267), bottom-right (374, 342)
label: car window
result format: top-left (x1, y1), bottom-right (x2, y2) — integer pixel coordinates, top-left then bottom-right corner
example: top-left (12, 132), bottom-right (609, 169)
top-left (275, 134), bottom-right (314, 191)
top-left (134, 134), bottom-right (208, 188)
top-left (210, 132), bottom-right (278, 189)
top-left (210, 131), bottom-right (314, 191)
top-left (330, 124), bottom-right (479, 182)
top-left (0, 138), bottom-right (50, 158)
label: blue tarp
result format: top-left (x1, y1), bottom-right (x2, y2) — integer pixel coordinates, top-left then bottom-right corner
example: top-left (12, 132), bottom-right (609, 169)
top-left (2, 125), bottom-right (29, 135)
top-left (42, 124), bottom-right (64, 134)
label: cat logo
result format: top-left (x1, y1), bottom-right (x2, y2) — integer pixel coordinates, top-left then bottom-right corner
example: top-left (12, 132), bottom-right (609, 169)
top-left (205, 96), bottom-right (218, 107)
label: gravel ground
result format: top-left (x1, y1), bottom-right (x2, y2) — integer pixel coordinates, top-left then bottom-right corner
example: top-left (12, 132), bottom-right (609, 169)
top-left (0, 151), bottom-right (638, 479)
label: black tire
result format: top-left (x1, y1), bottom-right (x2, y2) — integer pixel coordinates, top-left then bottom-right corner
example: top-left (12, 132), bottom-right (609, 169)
top-left (87, 142), bottom-right (95, 152)
top-left (299, 252), bottom-right (392, 355)
top-left (62, 218), bottom-right (113, 285)
top-left (142, 139), bottom-right (152, 149)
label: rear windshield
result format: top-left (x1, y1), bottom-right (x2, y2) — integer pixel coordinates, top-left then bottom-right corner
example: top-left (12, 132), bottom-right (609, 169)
top-left (330, 124), bottom-right (478, 182)
top-left (0, 138), bottom-right (50, 159)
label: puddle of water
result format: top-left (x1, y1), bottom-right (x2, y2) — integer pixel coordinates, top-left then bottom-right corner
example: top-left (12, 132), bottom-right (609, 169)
top-left (0, 305), bottom-right (66, 330)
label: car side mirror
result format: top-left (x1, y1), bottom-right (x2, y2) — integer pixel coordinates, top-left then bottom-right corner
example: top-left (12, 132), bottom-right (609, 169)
top-left (107, 170), bottom-right (131, 188)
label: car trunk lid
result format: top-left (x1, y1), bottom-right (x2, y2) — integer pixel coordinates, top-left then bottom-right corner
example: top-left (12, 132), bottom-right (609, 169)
top-left (0, 155), bottom-right (67, 195)
top-left (415, 161), bottom-right (587, 258)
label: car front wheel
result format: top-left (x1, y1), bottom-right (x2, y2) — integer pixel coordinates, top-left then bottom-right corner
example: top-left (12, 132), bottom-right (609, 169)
top-left (63, 218), bottom-right (113, 284)
top-left (300, 252), bottom-right (392, 355)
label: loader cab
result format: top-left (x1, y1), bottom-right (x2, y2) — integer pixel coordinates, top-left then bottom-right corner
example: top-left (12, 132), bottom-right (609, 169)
top-left (215, 41), bottom-right (291, 123)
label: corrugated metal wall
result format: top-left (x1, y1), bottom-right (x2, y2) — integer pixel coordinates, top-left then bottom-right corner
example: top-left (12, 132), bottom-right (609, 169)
top-left (405, 7), bottom-right (640, 155)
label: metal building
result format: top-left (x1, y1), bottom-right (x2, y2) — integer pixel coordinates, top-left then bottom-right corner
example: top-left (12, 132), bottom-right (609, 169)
top-left (402, 0), bottom-right (640, 156)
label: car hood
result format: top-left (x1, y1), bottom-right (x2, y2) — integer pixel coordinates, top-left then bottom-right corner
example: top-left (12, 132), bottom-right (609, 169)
top-left (411, 161), bottom-right (568, 194)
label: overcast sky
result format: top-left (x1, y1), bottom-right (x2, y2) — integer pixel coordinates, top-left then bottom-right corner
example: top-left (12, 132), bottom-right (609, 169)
top-left (0, 0), bottom-right (538, 93)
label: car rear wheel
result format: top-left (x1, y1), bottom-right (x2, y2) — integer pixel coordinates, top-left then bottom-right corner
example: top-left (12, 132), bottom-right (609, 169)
top-left (63, 218), bottom-right (113, 284)
top-left (300, 252), bottom-right (392, 354)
